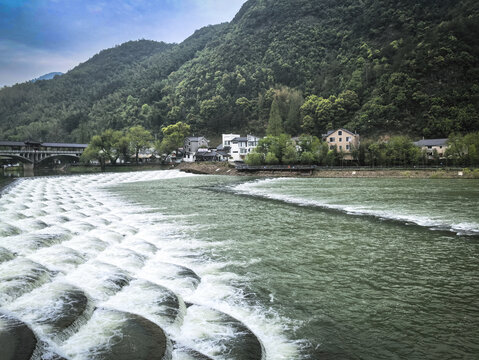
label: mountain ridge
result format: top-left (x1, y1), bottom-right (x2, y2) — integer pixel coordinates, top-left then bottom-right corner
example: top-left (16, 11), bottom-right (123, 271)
top-left (31, 72), bottom-right (64, 82)
top-left (0, 0), bottom-right (478, 142)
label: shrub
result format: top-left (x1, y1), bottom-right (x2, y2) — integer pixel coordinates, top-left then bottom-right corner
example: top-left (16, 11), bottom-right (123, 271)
top-left (245, 152), bottom-right (263, 165)
top-left (300, 151), bottom-right (315, 164)
top-left (265, 152), bottom-right (279, 165)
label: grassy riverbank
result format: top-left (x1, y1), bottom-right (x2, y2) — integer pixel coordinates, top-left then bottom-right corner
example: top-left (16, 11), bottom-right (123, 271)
top-left (177, 162), bottom-right (479, 179)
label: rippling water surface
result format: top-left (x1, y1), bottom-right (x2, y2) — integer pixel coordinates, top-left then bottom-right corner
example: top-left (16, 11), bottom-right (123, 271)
top-left (1, 172), bottom-right (478, 359)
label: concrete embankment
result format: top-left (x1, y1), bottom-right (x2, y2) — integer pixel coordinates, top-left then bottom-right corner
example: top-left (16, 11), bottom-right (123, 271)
top-left (177, 162), bottom-right (476, 178)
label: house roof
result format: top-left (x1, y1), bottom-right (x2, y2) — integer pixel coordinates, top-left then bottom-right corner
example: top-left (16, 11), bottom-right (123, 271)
top-left (41, 142), bottom-right (88, 148)
top-left (0, 141), bottom-right (87, 148)
top-left (322, 128), bottom-right (357, 137)
top-left (198, 152), bottom-right (217, 158)
top-left (413, 138), bottom-right (448, 147)
top-left (0, 141), bottom-right (25, 147)
top-left (186, 136), bottom-right (208, 142)
top-left (232, 137), bottom-right (248, 142)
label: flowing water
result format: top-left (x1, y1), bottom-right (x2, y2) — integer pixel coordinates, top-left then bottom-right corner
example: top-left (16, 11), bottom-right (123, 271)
top-left (0, 171), bottom-right (478, 360)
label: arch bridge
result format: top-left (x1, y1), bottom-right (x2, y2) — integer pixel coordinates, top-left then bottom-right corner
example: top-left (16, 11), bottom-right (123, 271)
top-left (0, 140), bottom-right (88, 168)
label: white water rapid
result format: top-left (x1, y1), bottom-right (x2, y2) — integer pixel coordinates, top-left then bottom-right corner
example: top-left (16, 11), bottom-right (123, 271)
top-left (0, 170), bottom-right (298, 360)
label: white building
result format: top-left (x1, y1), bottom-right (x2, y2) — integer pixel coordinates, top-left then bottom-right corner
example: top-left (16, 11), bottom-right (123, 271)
top-left (183, 136), bottom-right (209, 162)
top-left (222, 134), bottom-right (240, 148)
top-left (223, 134), bottom-right (261, 163)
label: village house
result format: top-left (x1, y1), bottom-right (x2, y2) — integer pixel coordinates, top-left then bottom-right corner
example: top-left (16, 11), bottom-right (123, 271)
top-left (413, 138), bottom-right (448, 159)
top-left (322, 128), bottom-right (360, 160)
top-left (222, 134), bottom-right (261, 163)
top-left (195, 148), bottom-right (228, 162)
top-left (183, 136), bottom-right (209, 162)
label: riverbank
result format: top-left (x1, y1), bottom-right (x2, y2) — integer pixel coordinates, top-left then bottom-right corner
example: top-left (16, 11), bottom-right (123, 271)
top-left (177, 162), bottom-right (479, 178)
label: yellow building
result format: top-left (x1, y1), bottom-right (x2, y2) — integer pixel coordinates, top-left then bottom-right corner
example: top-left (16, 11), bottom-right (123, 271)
top-left (413, 138), bottom-right (448, 159)
top-left (322, 129), bottom-right (360, 159)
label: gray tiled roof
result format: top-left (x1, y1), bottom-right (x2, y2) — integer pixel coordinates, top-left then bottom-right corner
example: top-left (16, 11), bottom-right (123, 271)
top-left (0, 141), bottom-right (87, 148)
top-left (413, 139), bottom-right (448, 147)
top-left (0, 141), bottom-right (25, 147)
top-left (322, 128), bottom-right (356, 138)
top-left (186, 136), bottom-right (208, 142)
top-left (42, 142), bottom-right (88, 148)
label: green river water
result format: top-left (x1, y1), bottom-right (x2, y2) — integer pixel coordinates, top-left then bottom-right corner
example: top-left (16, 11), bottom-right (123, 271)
top-left (114, 175), bottom-right (479, 360)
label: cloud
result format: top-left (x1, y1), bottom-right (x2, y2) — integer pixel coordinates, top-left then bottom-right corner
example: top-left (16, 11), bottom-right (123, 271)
top-left (0, 40), bottom-right (88, 87)
top-left (0, 0), bottom-right (248, 86)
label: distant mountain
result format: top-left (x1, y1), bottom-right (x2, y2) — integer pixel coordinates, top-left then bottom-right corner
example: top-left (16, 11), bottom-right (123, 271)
top-left (31, 72), bottom-right (64, 82)
top-left (0, 0), bottom-right (478, 143)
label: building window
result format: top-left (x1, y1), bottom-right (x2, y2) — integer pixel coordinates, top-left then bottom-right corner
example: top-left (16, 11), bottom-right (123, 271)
top-left (339, 145), bottom-right (342, 150)
top-left (240, 149), bottom-right (247, 154)
top-left (428, 146), bottom-right (432, 149)
top-left (338, 131), bottom-right (342, 135)
top-left (339, 138), bottom-right (342, 142)
top-left (346, 145), bottom-right (350, 150)
top-left (329, 137), bottom-right (335, 142)
top-left (224, 141), bottom-right (230, 146)
top-left (233, 151), bottom-right (238, 153)
top-left (346, 136), bottom-right (351, 142)
top-left (330, 145), bottom-right (334, 150)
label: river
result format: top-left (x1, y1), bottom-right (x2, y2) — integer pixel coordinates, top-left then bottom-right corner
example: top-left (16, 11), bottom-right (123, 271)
top-left (0, 170), bottom-right (478, 359)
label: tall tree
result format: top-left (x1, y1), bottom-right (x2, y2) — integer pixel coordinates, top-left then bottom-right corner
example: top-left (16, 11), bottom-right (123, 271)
top-left (80, 129), bottom-right (126, 169)
top-left (158, 121), bottom-right (191, 155)
top-left (267, 98), bottom-right (284, 136)
top-left (127, 125), bottom-right (153, 165)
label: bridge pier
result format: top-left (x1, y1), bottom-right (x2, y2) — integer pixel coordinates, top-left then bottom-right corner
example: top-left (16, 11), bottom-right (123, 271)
top-left (23, 162), bottom-right (34, 176)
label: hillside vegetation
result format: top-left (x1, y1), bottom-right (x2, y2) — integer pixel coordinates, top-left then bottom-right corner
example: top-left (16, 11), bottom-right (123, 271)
top-left (0, 0), bottom-right (478, 142)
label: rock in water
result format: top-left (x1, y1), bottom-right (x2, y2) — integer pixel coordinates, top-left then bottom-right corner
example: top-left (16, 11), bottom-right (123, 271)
top-left (181, 305), bottom-right (264, 360)
top-left (0, 312), bottom-right (37, 360)
top-left (0, 259), bottom-right (53, 305)
top-left (107, 312), bottom-right (169, 360)
top-left (63, 308), bottom-right (170, 360)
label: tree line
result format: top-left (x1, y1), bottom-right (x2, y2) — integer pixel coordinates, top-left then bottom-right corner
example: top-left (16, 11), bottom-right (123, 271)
top-left (245, 132), bottom-right (479, 167)
top-left (80, 122), bottom-right (191, 169)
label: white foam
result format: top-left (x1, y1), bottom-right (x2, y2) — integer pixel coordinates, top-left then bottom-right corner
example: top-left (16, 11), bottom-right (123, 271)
top-left (0, 170), bottom-right (301, 359)
top-left (232, 178), bottom-right (479, 236)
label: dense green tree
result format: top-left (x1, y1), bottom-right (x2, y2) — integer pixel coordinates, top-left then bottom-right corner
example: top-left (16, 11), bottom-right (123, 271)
top-left (127, 125), bottom-right (153, 165)
top-left (157, 121), bottom-right (191, 155)
top-left (244, 152), bottom-right (263, 165)
top-left (265, 152), bottom-right (279, 165)
top-left (282, 144), bottom-right (298, 164)
top-left (1, 1), bottom-right (479, 141)
top-left (446, 132), bottom-right (479, 166)
top-left (300, 151), bottom-right (315, 165)
top-left (266, 98), bottom-right (284, 136)
top-left (81, 129), bottom-right (127, 169)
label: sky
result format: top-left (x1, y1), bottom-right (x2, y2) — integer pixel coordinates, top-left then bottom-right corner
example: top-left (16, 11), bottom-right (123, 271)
top-left (0, 0), bottom-right (247, 87)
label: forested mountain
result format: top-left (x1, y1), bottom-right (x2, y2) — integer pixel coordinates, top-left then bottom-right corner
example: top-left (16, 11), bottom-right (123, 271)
top-left (1, 0), bottom-right (478, 142)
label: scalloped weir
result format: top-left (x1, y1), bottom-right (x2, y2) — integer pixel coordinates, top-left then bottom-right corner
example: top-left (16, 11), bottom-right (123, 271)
top-left (0, 171), bottom-right (292, 360)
